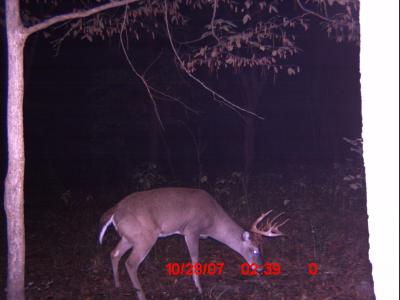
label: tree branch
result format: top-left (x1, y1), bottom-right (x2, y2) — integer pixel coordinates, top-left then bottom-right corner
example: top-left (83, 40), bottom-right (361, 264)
top-left (119, 5), bottom-right (165, 130)
top-left (163, 0), bottom-right (264, 120)
top-left (296, 0), bottom-right (333, 23)
top-left (24, 0), bottom-right (140, 36)
top-left (149, 87), bottom-right (200, 115)
top-left (210, 0), bottom-right (220, 42)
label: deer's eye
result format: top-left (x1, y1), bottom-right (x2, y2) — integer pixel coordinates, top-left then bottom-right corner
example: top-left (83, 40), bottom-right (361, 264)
top-left (253, 249), bottom-right (259, 255)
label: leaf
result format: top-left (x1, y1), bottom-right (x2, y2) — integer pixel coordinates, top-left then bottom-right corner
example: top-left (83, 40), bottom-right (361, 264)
top-left (81, 34), bottom-right (93, 42)
top-left (200, 176), bottom-right (208, 183)
top-left (269, 4), bottom-right (278, 14)
top-left (235, 38), bottom-right (241, 48)
top-left (242, 14), bottom-right (251, 24)
top-left (287, 67), bottom-right (296, 76)
top-left (226, 56), bottom-right (235, 64)
top-left (244, 0), bottom-right (252, 9)
top-left (349, 183), bottom-right (362, 190)
top-left (259, 1), bottom-right (267, 10)
top-left (211, 49), bottom-right (218, 58)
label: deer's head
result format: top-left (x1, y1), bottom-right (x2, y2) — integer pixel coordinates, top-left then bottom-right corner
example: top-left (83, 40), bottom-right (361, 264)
top-left (240, 210), bottom-right (289, 272)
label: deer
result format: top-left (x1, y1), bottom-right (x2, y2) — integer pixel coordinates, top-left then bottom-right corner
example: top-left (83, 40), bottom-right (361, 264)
top-left (99, 187), bottom-right (288, 300)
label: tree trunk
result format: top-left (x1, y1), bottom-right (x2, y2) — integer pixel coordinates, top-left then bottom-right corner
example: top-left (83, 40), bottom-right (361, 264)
top-left (240, 70), bottom-right (264, 174)
top-left (243, 115), bottom-right (256, 174)
top-left (5, 1), bottom-right (27, 299)
top-left (148, 112), bottom-right (160, 163)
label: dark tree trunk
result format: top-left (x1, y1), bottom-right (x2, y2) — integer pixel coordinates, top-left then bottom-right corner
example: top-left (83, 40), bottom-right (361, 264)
top-left (240, 70), bottom-right (265, 174)
top-left (243, 115), bottom-right (256, 174)
top-left (148, 112), bottom-right (160, 163)
top-left (5, 1), bottom-right (27, 299)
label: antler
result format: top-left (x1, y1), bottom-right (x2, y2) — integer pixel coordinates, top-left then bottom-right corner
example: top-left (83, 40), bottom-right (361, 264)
top-left (251, 210), bottom-right (289, 237)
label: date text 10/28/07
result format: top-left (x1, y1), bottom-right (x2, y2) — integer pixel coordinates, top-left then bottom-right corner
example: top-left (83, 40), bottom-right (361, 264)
top-left (166, 262), bottom-right (319, 276)
top-left (166, 262), bottom-right (225, 276)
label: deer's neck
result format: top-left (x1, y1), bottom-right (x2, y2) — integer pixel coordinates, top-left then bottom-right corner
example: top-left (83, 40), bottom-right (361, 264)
top-left (211, 214), bottom-right (244, 255)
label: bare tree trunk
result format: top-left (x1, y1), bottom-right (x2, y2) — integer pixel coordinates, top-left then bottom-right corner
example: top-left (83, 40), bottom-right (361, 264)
top-left (3, 1), bottom-right (153, 299)
top-left (5, 1), bottom-right (27, 299)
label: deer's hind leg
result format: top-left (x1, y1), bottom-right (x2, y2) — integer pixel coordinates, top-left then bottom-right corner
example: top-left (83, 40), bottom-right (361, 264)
top-left (125, 232), bottom-right (158, 300)
top-left (110, 237), bottom-right (132, 288)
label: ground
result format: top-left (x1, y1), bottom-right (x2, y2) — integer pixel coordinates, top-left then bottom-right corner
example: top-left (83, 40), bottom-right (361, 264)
top-left (0, 163), bottom-right (374, 299)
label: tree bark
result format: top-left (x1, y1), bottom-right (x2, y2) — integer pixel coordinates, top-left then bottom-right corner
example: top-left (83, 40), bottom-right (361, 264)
top-left (5, 1), bottom-right (27, 299)
top-left (4, 2), bottom-right (145, 298)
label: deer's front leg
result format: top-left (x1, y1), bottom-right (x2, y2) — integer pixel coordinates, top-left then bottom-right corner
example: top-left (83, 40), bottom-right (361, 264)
top-left (184, 234), bottom-right (202, 294)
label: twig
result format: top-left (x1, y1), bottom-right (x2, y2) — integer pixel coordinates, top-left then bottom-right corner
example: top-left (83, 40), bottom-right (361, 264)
top-left (51, 20), bottom-right (81, 55)
top-left (142, 50), bottom-right (163, 77)
top-left (119, 5), bottom-right (165, 130)
top-left (163, 0), bottom-right (264, 120)
top-left (176, 34), bottom-right (210, 45)
top-left (296, 0), bottom-right (333, 23)
top-left (310, 221), bottom-right (318, 261)
top-left (210, 0), bottom-right (220, 42)
top-left (150, 87), bottom-right (200, 114)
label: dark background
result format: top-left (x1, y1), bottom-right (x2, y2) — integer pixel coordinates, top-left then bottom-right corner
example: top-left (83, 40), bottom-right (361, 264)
top-left (0, 6), bottom-right (375, 300)
top-left (1, 22), bottom-right (361, 200)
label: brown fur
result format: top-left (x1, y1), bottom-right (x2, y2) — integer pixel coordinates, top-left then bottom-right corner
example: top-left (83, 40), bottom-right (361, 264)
top-left (99, 205), bottom-right (116, 226)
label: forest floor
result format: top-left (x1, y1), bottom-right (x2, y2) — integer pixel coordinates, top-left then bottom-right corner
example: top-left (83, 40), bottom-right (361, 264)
top-left (0, 162), bottom-right (375, 299)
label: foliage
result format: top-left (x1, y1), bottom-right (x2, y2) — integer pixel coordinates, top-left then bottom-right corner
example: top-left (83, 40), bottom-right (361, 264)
top-left (59, 189), bottom-right (72, 205)
top-left (214, 171), bottom-right (244, 198)
top-left (341, 137), bottom-right (364, 189)
top-left (20, 0), bottom-right (359, 77)
top-left (131, 162), bottom-right (166, 191)
top-left (342, 136), bottom-right (363, 156)
top-left (342, 173), bottom-right (363, 191)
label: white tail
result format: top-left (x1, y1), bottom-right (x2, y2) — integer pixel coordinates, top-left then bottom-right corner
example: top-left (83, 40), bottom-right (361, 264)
top-left (99, 187), bottom-right (288, 300)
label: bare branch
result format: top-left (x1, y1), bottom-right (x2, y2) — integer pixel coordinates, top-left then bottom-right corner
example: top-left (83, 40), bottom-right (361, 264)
top-left (149, 87), bottom-right (200, 115)
top-left (296, 0), bottom-right (333, 23)
top-left (25, 0), bottom-right (140, 36)
top-left (51, 20), bottom-right (81, 55)
top-left (176, 35), bottom-right (210, 46)
top-left (143, 50), bottom-right (164, 77)
top-left (210, 0), bottom-right (220, 42)
top-left (163, 0), bottom-right (264, 120)
top-left (119, 5), bottom-right (165, 130)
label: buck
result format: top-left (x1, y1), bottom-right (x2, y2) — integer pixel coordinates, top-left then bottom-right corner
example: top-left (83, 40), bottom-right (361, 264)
top-left (99, 187), bottom-right (288, 300)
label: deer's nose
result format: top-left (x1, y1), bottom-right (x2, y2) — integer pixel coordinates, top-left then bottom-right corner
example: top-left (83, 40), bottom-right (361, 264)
top-left (250, 262), bottom-right (263, 273)
top-left (256, 265), bottom-right (264, 273)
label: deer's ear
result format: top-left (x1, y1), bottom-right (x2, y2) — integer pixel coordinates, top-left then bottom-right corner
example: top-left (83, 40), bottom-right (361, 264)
top-left (242, 231), bottom-right (251, 241)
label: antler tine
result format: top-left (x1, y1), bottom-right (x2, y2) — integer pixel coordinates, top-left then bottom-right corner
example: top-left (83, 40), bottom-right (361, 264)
top-left (269, 212), bottom-right (285, 224)
top-left (251, 210), bottom-right (273, 233)
top-left (275, 217), bottom-right (290, 229)
top-left (251, 210), bottom-right (289, 237)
